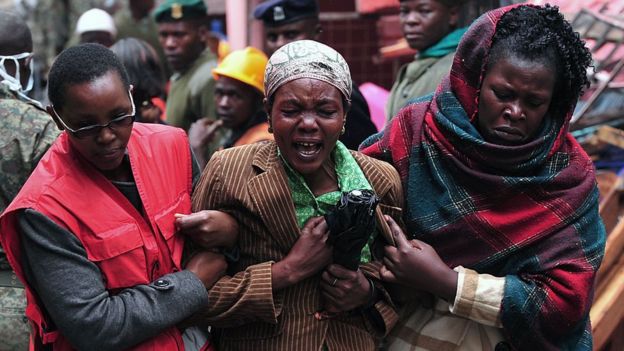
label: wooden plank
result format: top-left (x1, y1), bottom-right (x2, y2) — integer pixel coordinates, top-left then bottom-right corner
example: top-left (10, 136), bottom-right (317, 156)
top-left (595, 215), bottom-right (624, 294)
top-left (591, 256), bottom-right (624, 350)
top-left (596, 125), bottom-right (624, 149)
top-left (597, 172), bottom-right (621, 234)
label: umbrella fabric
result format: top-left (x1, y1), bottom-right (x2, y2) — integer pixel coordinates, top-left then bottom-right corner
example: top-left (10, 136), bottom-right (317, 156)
top-left (325, 189), bottom-right (379, 271)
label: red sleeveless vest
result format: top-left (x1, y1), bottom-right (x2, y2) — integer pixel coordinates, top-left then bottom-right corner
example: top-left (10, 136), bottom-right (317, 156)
top-left (0, 123), bottom-right (194, 350)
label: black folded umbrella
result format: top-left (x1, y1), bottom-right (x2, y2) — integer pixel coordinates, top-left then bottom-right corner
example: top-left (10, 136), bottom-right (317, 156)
top-left (324, 189), bottom-right (380, 271)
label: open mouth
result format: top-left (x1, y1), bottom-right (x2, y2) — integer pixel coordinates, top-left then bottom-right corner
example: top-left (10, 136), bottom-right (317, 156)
top-left (294, 142), bottom-right (322, 158)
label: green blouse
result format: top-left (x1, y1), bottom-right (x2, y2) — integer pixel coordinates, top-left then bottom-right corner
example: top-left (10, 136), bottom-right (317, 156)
top-left (280, 141), bottom-right (375, 263)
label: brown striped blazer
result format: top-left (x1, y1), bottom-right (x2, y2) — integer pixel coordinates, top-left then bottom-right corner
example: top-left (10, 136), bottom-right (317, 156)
top-left (192, 141), bottom-right (405, 351)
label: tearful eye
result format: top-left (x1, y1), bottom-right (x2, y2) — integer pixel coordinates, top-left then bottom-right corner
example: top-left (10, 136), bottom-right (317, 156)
top-left (281, 109), bottom-right (297, 117)
top-left (493, 89), bottom-right (511, 100)
top-left (318, 110), bottom-right (337, 117)
top-left (528, 100), bottom-right (544, 108)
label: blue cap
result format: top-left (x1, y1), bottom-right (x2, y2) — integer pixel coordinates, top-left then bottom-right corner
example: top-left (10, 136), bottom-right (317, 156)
top-left (253, 0), bottom-right (319, 27)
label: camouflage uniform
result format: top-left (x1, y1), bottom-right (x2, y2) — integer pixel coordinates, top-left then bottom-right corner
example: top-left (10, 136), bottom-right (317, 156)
top-left (0, 83), bottom-right (59, 351)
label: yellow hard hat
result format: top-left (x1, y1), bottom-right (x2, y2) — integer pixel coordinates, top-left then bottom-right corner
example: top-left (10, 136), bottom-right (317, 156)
top-left (212, 47), bottom-right (268, 94)
top-left (217, 40), bottom-right (231, 62)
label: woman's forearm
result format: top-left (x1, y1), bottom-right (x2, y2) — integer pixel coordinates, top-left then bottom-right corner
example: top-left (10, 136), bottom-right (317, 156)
top-left (271, 259), bottom-right (297, 291)
top-left (19, 209), bottom-right (208, 351)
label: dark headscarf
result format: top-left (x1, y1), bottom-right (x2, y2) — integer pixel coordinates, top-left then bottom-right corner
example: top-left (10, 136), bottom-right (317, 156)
top-left (362, 5), bottom-right (605, 350)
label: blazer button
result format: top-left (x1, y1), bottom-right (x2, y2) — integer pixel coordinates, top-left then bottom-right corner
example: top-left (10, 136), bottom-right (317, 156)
top-left (495, 342), bottom-right (511, 351)
top-left (154, 279), bottom-right (169, 287)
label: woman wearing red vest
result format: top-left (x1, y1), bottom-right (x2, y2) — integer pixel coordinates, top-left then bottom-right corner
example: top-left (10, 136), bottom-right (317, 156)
top-left (0, 43), bottom-right (235, 351)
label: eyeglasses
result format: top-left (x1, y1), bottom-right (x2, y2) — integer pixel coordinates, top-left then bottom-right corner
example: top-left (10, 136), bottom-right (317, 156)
top-left (52, 91), bottom-right (136, 139)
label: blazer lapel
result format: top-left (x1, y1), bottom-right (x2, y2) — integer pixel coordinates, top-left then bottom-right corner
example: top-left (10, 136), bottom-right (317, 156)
top-left (353, 151), bottom-right (396, 246)
top-left (247, 143), bottom-right (301, 253)
top-left (352, 151), bottom-right (393, 200)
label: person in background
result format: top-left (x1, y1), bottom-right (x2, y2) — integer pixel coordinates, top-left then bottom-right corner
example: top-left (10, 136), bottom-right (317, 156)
top-left (362, 4), bottom-right (605, 350)
top-left (188, 47), bottom-right (272, 168)
top-left (155, 1), bottom-right (216, 125)
top-left (206, 32), bottom-right (231, 64)
top-left (0, 11), bottom-right (59, 351)
top-left (0, 43), bottom-right (236, 351)
top-left (75, 8), bottom-right (117, 47)
top-left (253, 0), bottom-right (378, 150)
top-left (385, 0), bottom-right (466, 122)
top-left (111, 37), bottom-right (168, 124)
top-left (155, 0), bottom-right (225, 162)
top-left (28, 0), bottom-right (116, 88)
top-left (114, 0), bottom-right (171, 77)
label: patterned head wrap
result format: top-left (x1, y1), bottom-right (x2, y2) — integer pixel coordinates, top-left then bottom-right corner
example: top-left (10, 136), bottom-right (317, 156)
top-left (264, 40), bottom-right (352, 102)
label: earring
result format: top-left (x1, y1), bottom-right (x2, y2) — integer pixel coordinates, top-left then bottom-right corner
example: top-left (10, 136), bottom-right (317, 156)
top-left (267, 117), bottom-right (273, 133)
top-left (341, 126), bottom-right (345, 135)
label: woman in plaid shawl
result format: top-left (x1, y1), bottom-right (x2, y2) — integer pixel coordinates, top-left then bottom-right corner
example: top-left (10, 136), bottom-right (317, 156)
top-left (361, 4), bottom-right (606, 350)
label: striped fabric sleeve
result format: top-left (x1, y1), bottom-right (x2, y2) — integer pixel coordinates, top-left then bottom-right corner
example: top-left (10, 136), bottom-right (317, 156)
top-left (449, 266), bottom-right (504, 327)
top-left (359, 261), bottom-right (399, 336)
top-left (201, 261), bottom-right (283, 327)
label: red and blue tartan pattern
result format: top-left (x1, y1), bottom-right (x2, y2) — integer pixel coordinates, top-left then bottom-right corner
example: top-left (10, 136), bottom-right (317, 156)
top-left (361, 5), bottom-right (606, 350)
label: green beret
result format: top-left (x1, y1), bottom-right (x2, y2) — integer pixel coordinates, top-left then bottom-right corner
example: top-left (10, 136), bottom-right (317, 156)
top-left (153, 0), bottom-right (207, 22)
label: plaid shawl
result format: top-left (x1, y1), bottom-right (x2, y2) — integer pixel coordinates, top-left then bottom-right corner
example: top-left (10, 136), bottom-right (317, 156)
top-left (361, 5), bottom-right (606, 350)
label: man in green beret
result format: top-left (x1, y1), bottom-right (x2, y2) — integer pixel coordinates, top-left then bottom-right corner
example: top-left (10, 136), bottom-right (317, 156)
top-left (155, 0), bottom-right (223, 155)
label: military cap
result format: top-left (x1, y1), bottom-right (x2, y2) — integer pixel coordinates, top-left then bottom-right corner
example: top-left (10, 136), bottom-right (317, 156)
top-left (253, 0), bottom-right (319, 27)
top-left (153, 0), bottom-right (207, 22)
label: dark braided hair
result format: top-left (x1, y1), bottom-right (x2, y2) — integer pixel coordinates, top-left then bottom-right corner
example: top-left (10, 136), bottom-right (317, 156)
top-left (487, 5), bottom-right (592, 116)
